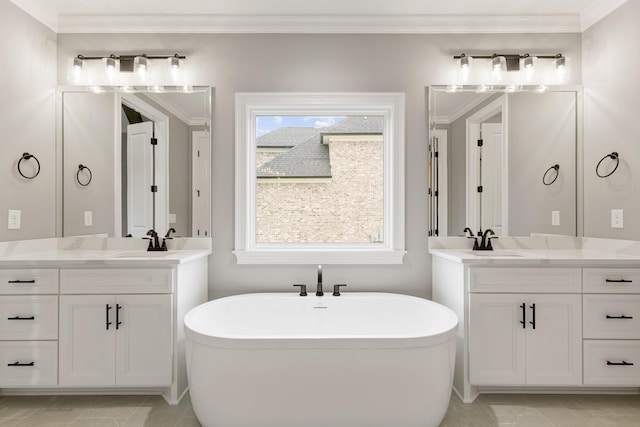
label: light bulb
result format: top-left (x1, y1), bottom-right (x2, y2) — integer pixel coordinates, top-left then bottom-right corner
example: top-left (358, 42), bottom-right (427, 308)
top-left (169, 54), bottom-right (180, 70)
top-left (134, 55), bottom-right (148, 78)
top-left (459, 54), bottom-right (471, 83)
top-left (73, 55), bottom-right (84, 71)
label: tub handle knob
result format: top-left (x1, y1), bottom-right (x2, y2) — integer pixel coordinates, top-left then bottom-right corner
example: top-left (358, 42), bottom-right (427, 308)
top-left (293, 284), bottom-right (307, 296)
top-left (333, 284), bottom-right (347, 296)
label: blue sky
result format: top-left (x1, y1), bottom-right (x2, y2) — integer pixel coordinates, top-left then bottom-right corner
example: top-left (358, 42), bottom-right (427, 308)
top-left (256, 116), bottom-right (345, 137)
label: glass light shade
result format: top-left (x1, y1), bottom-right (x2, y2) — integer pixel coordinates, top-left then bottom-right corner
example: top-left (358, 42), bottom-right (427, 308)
top-left (134, 56), bottom-right (148, 76)
top-left (458, 54), bottom-right (471, 83)
top-left (492, 55), bottom-right (506, 81)
top-left (169, 55), bottom-right (180, 70)
top-left (73, 56), bottom-right (84, 70)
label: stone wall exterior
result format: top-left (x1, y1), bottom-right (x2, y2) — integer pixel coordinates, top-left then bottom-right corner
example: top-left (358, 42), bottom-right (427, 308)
top-left (256, 138), bottom-right (383, 244)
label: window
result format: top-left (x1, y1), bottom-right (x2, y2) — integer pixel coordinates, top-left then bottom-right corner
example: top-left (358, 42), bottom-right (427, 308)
top-left (235, 93), bottom-right (405, 264)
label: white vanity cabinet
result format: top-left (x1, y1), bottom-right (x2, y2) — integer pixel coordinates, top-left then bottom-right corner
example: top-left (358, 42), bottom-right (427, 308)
top-left (0, 269), bottom-right (59, 387)
top-left (468, 268), bottom-right (582, 386)
top-left (583, 268), bottom-right (640, 385)
top-left (59, 269), bottom-right (173, 387)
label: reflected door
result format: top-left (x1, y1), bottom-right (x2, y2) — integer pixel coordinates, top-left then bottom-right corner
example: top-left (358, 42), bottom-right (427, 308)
top-left (126, 122), bottom-right (154, 237)
top-left (480, 123), bottom-right (503, 236)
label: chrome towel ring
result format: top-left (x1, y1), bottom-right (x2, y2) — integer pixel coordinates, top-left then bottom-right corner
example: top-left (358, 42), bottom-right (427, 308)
top-left (596, 152), bottom-right (619, 178)
top-left (76, 164), bottom-right (93, 186)
top-left (17, 152), bottom-right (41, 179)
top-left (542, 164), bottom-right (559, 186)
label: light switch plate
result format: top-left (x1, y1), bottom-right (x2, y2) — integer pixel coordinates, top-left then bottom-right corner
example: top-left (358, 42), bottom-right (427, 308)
top-left (611, 209), bottom-right (623, 229)
top-left (551, 211), bottom-right (560, 226)
top-left (8, 210), bottom-right (21, 229)
top-left (84, 211), bottom-right (93, 227)
top-left (168, 213), bottom-right (177, 223)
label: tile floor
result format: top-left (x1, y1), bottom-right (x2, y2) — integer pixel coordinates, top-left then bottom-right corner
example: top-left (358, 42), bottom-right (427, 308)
top-left (0, 392), bottom-right (638, 426)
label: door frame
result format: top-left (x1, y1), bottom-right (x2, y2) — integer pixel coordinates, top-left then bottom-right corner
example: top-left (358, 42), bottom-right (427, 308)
top-left (115, 94), bottom-right (170, 236)
top-left (465, 95), bottom-right (508, 235)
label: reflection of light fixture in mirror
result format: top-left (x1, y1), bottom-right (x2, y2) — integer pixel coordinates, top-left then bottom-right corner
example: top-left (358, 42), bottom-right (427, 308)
top-left (181, 85), bottom-right (194, 93)
top-left (535, 85), bottom-right (548, 93)
top-left (88, 85), bottom-right (105, 94)
top-left (119, 85), bottom-right (134, 93)
top-left (492, 55), bottom-right (506, 81)
top-left (505, 85), bottom-right (521, 93)
top-left (476, 84), bottom-right (492, 93)
top-left (446, 85), bottom-right (461, 93)
top-left (149, 85), bottom-right (164, 93)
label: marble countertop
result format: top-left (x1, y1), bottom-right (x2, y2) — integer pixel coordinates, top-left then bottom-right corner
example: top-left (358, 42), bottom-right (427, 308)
top-left (429, 236), bottom-right (640, 266)
top-left (0, 237), bottom-right (211, 267)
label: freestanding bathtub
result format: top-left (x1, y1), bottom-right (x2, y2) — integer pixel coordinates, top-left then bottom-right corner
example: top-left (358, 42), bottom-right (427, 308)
top-left (184, 292), bottom-right (458, 427)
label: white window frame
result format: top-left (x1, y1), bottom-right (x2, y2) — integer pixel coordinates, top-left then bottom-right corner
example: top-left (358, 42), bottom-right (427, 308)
top-left (234, 92), bottom-right (406, 264)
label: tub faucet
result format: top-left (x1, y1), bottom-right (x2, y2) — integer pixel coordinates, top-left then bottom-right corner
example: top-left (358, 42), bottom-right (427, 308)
top-left (316, 264), bottom-right (324, 296)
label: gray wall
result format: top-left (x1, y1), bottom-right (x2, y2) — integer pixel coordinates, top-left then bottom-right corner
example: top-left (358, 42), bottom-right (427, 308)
top-left (583, 0), bottom-right (640, 239)
top-left (0, 1), bottom-right (56, 241)
top-left (508, 91), bottom-right (576, 236)
top-left (62, 92), bottom-right (116, 236)
top-left (54, 32), bottom-right (582, 299)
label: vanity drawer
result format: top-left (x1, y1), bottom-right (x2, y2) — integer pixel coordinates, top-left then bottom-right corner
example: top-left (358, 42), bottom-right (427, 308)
top-left (0, 341), bottom-right (58, 387)
top-left (0, 269), bottom-right (59, 294)
top-left (583, 295), bottom-right (640, 339)
top-left (60, 268), bottom-right (174, 294)
top-left (583, 268), bottom-right (640, 293)
top-left (469, 268), bottom-right (581, 293)
top-left (584, 340), bottom-right (640, 386)
top-left (0, 296), bottom-right (58, 340)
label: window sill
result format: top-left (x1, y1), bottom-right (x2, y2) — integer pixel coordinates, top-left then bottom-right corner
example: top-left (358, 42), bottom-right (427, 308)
top-left (233, 249), bottom-right (406, 265)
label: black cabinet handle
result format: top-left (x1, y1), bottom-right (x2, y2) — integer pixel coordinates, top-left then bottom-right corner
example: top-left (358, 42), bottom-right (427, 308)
top-left (607, 360), bottom-right (634, 366)
top-left (333, 284), bottom-right (347, 296)
top-left (8, 279), bottom-right (36, 284)
top-left (7, 316), bottom-right (35, 320)
top-left (106, 304), bottom-right (112, 330)
top-left (7, 361), bottom-right (35, 367)
top-left (116, 304), bottom-right (122, 330)
top-left (605, 279), bottom-right (632, 283)
top-left (293, 284), bottom-right (307, 296)
top-left (606, 315), bottom-right (633, 320)
top-left (520, 303), bottom-right (526, 329)
top-left (529, 304), bottom-right (536, 329)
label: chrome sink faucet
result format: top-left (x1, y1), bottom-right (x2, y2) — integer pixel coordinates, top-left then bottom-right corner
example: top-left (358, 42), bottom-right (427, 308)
top-left (316, 264), bottom-right (324, 296)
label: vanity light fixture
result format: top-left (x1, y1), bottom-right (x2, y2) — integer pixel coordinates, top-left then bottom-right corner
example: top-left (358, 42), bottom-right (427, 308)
top-left (455, 52), bottom-right (566, 82)
top-left (71, 53), bottom-right (186, 82)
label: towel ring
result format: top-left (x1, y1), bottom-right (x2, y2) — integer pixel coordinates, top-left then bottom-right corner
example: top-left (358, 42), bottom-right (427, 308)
top-left (596, 152), bottom-right (619, 178)
top-left (543, 164), bottom-right (560, 186)
top-left (17, 152), bottom-right (41, 179)
top-left (76, 164), bottom-right (92, 186)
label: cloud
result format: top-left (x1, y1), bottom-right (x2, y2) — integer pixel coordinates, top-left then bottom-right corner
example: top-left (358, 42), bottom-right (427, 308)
top-left (273, 116), bottom-right (283, 124)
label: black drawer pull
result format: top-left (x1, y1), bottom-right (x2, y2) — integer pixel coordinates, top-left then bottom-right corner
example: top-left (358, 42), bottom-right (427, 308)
top-left (606, 315), bottom-right (633, 320)
top-left (7, 361), bottom-right (35, 367)
top-left (7, 279), bottom-right (36, 284)
top-left (116, 304), bottom-right (122, 330)
top-left (529, 303), bottom-right (536, 329)
top-left (607, 360), bottom-right (634, 366)
top-left (605, 279), bottom-right (632, 283)
top-left (519, 303), bottom-right (526, 329)
top-left (7, 316), bottom-right (35, 320)
top-left (106, 304), bottom-right (112, 330)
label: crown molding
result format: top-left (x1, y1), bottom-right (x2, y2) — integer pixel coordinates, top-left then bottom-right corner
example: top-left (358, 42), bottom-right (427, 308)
top-left (581, 0), bottom-right (628, 31)
top-left (55, 14), bottom-right (583, 34)
top-left (9, 0), bottom-right (57, 32)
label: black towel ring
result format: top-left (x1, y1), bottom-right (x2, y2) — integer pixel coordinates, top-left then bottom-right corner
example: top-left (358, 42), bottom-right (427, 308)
top-left (76, 164), bottom-right (93, 186)
top-left (543, 164), bottom-right (560, 186)
top-left (17, 152), bottom-right (41, 179)
top-left (596, 152), bottom-right (619, 178)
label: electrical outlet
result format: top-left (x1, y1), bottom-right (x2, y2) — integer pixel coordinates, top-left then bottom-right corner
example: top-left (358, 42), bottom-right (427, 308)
top-left (611, 209), bottom-right (623, 229)
top-left (551, 211), bottom-right (560, 226)
top-left (168, 213), bottom-right (177, 224)
top-left (84, 211), bottom-right (93, 227)
top-left (8, 210), bottom-right (21, 229)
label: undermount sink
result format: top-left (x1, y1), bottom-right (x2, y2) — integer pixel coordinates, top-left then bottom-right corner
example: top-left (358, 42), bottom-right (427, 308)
top-left (113, 251), bottom-right (172, 258)
top-left (464, 250), bottom-right (524, 257)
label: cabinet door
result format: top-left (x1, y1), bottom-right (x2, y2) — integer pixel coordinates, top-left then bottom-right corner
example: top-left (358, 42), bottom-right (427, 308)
top-left (115, 294), bottom-right (172, 386)
top-left (469, 293), bottom-right (526, 385)
top-left (59, 295), bottom-right (116, 386)
top-left (525, 294), bottom-right (582, 385)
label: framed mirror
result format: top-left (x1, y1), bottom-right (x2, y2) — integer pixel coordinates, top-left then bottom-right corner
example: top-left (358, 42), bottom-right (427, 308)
top-left (428, 85), bottom-right (581, 237)
top-left (57, 86), bottom-right (211, 238)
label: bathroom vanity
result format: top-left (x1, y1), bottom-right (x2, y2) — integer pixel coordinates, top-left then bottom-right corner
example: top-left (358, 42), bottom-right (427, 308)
top-left (0, 237), bottom-right (210, 404)
top-left (430, 236), bottom-right (640, 402)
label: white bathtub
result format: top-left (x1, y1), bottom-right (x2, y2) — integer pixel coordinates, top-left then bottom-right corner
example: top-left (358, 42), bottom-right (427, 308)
top-left (184, 292), bottom-right (458, 427)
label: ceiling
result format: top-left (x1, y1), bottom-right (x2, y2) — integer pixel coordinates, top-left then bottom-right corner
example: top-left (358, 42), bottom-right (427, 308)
top-left (10, 0), bottom-right (628, 34)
